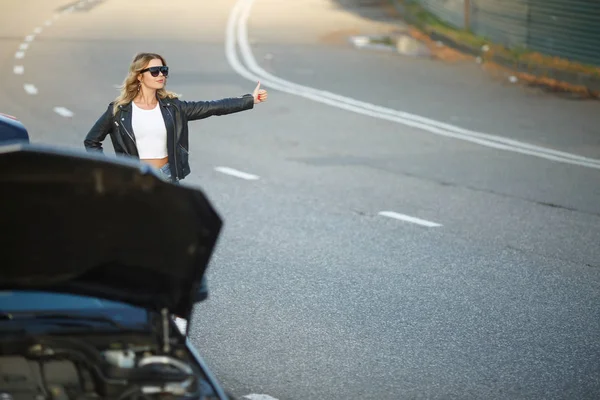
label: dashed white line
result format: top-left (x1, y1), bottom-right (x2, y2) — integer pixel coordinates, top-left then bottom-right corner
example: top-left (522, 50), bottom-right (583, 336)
top-left (24, 84), bottom-right (38, 95)
top-left (19, 43), bottom-right (29, 50)
top-left (242, 395), bottom-right (279, 400)
top-left (53, 14), bottom-right (61, 20)
top-left (214, 166), bottom-right (260, 180)
top-left (33, 27), bottom-right (42, 34)
top-left (24, 35), bottom-right (35, 42)
top-left (15, 51), bottom-right (25, 59)
top-left (53, 107), bottom-right (74, 118)
top-left (378, 211), bottom-right (442, 227)
top-left (44, 20), bottom-right (53, 26)
top-left (13, 66), bottom-right (24, 75)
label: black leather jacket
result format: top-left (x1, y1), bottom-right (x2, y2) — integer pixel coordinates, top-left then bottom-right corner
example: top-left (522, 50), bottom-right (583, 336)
top-left (84, 94), bottom-right (255, 181)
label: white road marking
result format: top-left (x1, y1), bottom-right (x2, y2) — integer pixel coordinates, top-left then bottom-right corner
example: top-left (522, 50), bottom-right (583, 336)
top-left (19, 43), bottom-right (29, 50)
top-left (15, 51), bottom-right (25, 59)
top-left (53, 107), bottom-right (74, 118)
top-left (24, 35), bottom-right (35, 42)
top-left (13, 66), bottom-right (24, 75)
top-left (53, 14), bottom-right (61, 20)
top-left (24, 84), bottom-right (38, 95)
top-left (226, 0), bottom-right (600, 170)
top-left (242, 395), bottom-right (279, 400)
top-left (215, 166), bottom-right (260, 180)
top-left (44, 20), bottom-right (53, 26)
top-left (33, 27), bottom-right (42, 34)
top-left (378, 211), bottom-right (442, 227)
top-left (173, 317), bottom-right (187, 334)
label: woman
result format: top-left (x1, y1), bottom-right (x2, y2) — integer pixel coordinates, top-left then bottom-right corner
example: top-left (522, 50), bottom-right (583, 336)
top-left (84, 52), bottom-right (268, 183)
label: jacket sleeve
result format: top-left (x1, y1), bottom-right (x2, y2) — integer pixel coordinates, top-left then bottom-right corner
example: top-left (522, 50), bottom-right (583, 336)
top-left (84, 103), bottom-right (114, 153)
top-left (179, 94), bottom-right (255, 121)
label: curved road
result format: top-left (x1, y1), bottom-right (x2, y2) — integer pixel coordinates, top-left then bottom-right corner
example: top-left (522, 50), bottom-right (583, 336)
top-left (2, 0), bottom-right (599, 399)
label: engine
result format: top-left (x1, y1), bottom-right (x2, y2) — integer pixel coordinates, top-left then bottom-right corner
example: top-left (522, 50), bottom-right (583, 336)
top-left (0, 337), bottom-right (217, 400)
top-left (0, 356), bottom-right (84, 400)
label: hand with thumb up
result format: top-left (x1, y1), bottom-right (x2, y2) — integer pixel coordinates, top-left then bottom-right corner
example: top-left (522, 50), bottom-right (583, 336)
top-left (253, 81), bottom-right (268, 104)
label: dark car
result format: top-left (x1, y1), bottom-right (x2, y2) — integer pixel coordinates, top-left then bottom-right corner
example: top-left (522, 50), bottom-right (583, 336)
top-left (0, 112), bottom-right (30, 144)
top-left (0, 126), bottom-right (234, 399)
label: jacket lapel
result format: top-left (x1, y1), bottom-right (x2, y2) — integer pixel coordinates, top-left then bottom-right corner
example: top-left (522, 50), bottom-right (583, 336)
top-left (117, 103), bottom-right (135, 143)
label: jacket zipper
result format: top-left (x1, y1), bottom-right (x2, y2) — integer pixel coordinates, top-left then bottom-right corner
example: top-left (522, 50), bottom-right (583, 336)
top-left (118, 120), bottom-right (136, 146)
top-left (114, 121), bottom-right (131, 155)
top-left (165, 105), bottom-right (178, 178)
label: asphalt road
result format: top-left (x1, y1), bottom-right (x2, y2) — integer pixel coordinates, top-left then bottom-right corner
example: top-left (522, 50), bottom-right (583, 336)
top-left (2, 0), bottom-right (599, 399)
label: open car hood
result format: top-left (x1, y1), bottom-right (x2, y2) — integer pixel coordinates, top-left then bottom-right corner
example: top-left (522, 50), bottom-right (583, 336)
top-left (0, 144), bottom-right (223, 319)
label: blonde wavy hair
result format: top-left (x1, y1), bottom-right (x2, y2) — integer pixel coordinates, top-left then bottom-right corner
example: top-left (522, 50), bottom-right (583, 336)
top-left (113, 52), bottom-right (179, 115)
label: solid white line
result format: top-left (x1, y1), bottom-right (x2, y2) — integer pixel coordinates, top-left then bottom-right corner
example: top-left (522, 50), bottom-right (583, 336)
top-left (237, 0), bottom-right (600, 167)
top-left (19, 43), bottom-right (29, 50)
top-left (25, 35), bottom-right (35, 42)
top-left (15, 51), bottom-right (25, 59)
top-left (242, 395), bottom-right (279, 400)
top-left (228, 0), bottom-right (600, 170)
top-left (33, 27), bottom-right (42, 34)
top-left (53, 107), bottom-right (74, 118)
top-left (378, 211), bottom-right (442, 227)
top-left (215, 166), bottom-right (260, 180)
top-left (13, 66), bottom-right (24, 75)
top-left (24, 84), bottom-right (38, 95)
top-left (225, 0), bottom-right (262, 82)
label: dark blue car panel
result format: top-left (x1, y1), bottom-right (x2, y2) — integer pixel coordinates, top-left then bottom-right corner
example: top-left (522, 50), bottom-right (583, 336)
top-left (0, 290), bottom-right (150, 327)
top-left (0, 113), bottom-right (30, 144)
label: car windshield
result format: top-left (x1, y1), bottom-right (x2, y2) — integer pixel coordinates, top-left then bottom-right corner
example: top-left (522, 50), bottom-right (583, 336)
top-left (0, 290), bottom-right (150, 327)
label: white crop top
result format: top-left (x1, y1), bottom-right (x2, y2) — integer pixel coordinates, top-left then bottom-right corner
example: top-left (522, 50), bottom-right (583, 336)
top-left (131, 102), bottom-right (168, 159)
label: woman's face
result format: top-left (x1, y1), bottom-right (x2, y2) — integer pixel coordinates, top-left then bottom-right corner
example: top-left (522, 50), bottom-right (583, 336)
top-left (138, 58), bottom-right (167, 90)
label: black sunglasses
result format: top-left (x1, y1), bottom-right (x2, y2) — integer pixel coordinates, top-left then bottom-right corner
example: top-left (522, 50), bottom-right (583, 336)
top-left (140, 66), bottom-right (169, 77)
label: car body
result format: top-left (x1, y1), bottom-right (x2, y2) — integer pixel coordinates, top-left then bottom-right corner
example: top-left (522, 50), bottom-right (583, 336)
top-left (0, 112), bottom-right (30, 144)
top-left (0, 117), bottom-right (234, 400)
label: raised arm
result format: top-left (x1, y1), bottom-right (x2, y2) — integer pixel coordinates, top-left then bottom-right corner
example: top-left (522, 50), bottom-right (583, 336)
top-left (181, 81), bottom-right (268, 121)
top-left (180, 95), bottom-right (255, 121)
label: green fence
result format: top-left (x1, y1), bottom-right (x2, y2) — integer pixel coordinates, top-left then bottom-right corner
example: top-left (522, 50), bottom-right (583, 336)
top-left (406, 0), bottom-right (600, 67)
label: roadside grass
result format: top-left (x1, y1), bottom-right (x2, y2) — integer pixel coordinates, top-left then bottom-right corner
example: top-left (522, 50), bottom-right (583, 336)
top-left (397, 0), bottom-right (600, 76)
top-left (390, 0), bottom-right (600, 96)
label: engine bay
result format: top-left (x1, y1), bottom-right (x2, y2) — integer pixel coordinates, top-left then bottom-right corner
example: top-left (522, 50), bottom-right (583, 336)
top-left (0, 330), bottom-right (217, 400)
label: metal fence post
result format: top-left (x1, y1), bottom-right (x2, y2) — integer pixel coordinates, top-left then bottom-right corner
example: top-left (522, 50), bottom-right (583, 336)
top-left (464, 0), bottom-right (471, 31)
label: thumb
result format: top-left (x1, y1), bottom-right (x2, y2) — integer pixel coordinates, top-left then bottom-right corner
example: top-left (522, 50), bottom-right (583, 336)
top-left (254, 81), bottom-right (261, 92)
